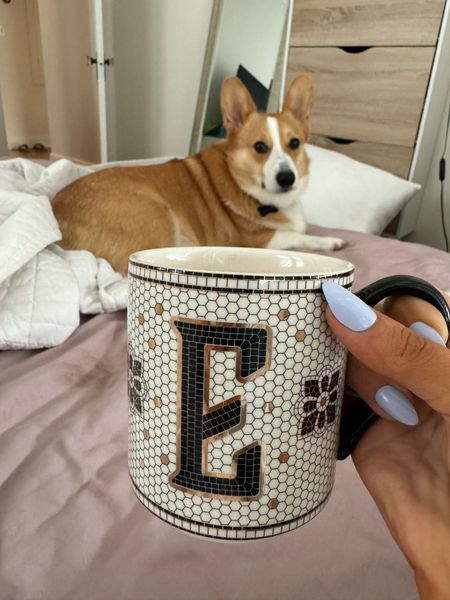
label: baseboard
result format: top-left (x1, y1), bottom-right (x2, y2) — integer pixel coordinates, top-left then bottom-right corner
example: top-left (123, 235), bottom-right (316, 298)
top-left (50, 152), bottom-right (94, 166)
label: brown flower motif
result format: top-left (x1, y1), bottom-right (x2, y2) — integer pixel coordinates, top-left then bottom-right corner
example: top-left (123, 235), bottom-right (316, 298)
top-left (297, 368), bottom-right (340, 437)
top-left (128, 352), bottom-right (145, 414)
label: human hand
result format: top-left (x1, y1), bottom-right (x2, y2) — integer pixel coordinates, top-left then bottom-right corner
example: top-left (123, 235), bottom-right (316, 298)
top-left (323, 283), bottom-right (450, 600)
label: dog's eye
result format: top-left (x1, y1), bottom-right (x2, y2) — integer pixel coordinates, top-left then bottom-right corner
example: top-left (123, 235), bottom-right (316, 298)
top-left (254, 141), bottom-right (269, 154)
top-left (288, 138), bottom-right (300, 150)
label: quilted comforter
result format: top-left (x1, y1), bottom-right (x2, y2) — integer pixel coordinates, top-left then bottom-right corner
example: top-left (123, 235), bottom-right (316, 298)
top-left (0, 158), bottom-right (145, 349)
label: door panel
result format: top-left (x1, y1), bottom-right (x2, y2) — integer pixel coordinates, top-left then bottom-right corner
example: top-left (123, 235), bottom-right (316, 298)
top-left (99, 0), bottom-right (212, 161)
top-left (38, 0), bottom-right (100, 163)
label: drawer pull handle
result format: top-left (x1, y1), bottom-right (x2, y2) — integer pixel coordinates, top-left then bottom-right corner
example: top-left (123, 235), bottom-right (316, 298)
top-left (338, 46), bottom-right (371, 54)
top-left (327, 137), bottom-right (356, 145)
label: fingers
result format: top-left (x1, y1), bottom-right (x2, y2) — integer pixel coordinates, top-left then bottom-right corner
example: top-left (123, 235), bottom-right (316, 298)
top-left (345, 354), bottom-right (420, 424)
top-left (323, 282), bottom-right (450, 418)
top-left (382, 294), bottom-right (449, 343)
top-left (344, 293), bottom-right (448, 424)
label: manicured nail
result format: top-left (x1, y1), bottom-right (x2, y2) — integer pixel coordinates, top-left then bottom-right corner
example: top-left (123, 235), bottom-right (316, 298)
top-left (375, 385), bottom-right (419, 426)
top-left (410, 321), bottom-right (446, 346)
top-left (322, 281), bottom-right (377, 332)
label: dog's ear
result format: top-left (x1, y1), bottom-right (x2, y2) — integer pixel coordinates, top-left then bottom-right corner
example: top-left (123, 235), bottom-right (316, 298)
top-left (283, 75), bottom-right (314, 122)
top-left (221, 77), bottom-right (257, 135)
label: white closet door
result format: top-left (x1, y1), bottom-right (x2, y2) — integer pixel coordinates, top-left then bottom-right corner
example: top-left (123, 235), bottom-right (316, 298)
top-left (0, 86), bottom-right (7, 157)
top-left (95, 0), bottom-right (213, 162)
top-left (95, 0), bottom-right (161, 162)
top-left (38, 0), bottom-right (101, 164)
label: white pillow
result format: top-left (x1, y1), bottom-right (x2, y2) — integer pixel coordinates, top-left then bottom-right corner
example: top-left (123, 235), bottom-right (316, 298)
top-left (302, 144), bottom-right (420, 235)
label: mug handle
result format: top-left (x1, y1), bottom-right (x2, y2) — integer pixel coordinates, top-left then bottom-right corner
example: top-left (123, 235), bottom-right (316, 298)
top-left (337, 275), bottom-right (450, 460)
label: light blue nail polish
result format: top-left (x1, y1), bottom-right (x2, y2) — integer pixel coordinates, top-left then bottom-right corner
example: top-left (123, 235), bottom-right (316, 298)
top-left (375, 385), bottom-right (419, 426)
top-left (410, 321), bottom-right (446, 346)
top-left (322, 281), bottom-right (377, 332)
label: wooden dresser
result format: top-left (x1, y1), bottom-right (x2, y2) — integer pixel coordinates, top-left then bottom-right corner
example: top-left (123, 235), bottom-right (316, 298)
top-left (287, 0), bottom-right (446, 179)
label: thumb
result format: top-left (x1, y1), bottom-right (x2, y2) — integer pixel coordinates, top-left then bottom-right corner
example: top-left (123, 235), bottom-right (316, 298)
top-left (322, 282), bottom-right (450, 418)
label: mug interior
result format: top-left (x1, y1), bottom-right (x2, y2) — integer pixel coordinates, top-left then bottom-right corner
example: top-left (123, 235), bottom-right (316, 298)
top-left (130, 247), bottom-right (353, 278)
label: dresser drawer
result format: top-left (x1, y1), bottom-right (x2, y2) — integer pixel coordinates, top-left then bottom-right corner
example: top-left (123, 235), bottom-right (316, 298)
top-left (309, 135), bottom-right (413, 178)
top-left (291, 0), bottom-right (445, 47)
top-left (287, 47), bottom-right (435, 146)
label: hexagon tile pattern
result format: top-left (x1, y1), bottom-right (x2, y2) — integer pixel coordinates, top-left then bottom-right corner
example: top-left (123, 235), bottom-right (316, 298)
top-left (128, 260), bottom-right (353, 540)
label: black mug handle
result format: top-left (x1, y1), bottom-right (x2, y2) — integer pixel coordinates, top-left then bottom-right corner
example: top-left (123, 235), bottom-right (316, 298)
top-left (337, 275), bottom-right (450, 460)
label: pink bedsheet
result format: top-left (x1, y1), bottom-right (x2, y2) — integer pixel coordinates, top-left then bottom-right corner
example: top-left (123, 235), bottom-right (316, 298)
top-left (2, 227), bottom-right (450, 600)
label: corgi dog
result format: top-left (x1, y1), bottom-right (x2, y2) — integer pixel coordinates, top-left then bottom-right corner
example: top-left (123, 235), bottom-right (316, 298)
top-left (53, 75), bottom-right (344, 274)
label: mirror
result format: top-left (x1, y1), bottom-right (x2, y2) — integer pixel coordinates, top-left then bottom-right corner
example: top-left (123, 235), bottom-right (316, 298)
top-left (190, 0), bottom-right (293, 154)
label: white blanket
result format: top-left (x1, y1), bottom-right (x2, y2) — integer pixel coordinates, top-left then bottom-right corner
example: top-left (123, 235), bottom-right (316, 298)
top-left (0, 158), bottom-right (133, 350)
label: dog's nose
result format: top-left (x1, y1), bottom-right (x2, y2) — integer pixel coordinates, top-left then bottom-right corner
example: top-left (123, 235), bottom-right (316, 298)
top-left (276, 170), bottom-right (295, 189)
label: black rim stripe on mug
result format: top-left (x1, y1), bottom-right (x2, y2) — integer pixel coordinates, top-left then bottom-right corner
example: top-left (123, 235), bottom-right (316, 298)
top-left (129, 272), bottom-right (353, 294)
top-left (129, 259), bottom-right (354, 281)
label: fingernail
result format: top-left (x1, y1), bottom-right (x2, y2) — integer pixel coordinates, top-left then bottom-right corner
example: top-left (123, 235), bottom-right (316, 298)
top-left (410, 321), bottom-right (446, 346)
top-left (375, 385), bottom-right (419, 426)
top-left (322, 281), bottom-right (377, 332)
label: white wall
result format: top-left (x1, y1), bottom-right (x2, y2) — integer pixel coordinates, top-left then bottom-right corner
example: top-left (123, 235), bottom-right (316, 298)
top-left (0, 0), bottom-right (49, 148)
top-left (407, 85), bottom-right (450, 252)
top-left (106, 0), bottom-right (213, 160)
top-left (38, 0), bottom-right (100, 163)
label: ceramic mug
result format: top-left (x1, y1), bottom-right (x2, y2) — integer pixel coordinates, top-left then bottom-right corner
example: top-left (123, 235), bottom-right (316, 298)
top-left (127, 247), bottom-right (450, 540)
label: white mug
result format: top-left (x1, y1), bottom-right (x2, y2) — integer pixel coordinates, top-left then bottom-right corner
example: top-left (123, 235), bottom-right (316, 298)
top-left (127, 247), bottom-right (355, 540)
top-left (127, 247), bottom-right (449, 540)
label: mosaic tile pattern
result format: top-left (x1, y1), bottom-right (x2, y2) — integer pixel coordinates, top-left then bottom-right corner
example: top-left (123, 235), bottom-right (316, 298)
top-left (128, 264), bottom-right (353, 540)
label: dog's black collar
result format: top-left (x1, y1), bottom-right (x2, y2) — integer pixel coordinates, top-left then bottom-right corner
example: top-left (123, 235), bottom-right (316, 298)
top-left (258, 204), bottom-right (279, 217)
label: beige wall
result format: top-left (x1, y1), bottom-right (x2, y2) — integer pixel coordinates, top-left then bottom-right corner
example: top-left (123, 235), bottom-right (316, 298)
top-left (0, 0), bottom-right (49, 148)
top-left (38, 0), bottom-right (100, 163)
top-left (407, 85), bottom-right (450, 251)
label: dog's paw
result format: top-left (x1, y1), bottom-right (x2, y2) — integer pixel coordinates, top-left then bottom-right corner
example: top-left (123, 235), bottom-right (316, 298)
top-left (322, 236), bottom-right (347, 250)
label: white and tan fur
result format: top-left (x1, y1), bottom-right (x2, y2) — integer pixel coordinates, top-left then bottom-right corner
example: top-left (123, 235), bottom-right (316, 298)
top-left (53, 75), bottom-right (344, 274)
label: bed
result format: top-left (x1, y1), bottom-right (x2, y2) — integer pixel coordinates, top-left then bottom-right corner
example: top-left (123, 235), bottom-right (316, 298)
top-left (2, 223), bottom-right (450, 600)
